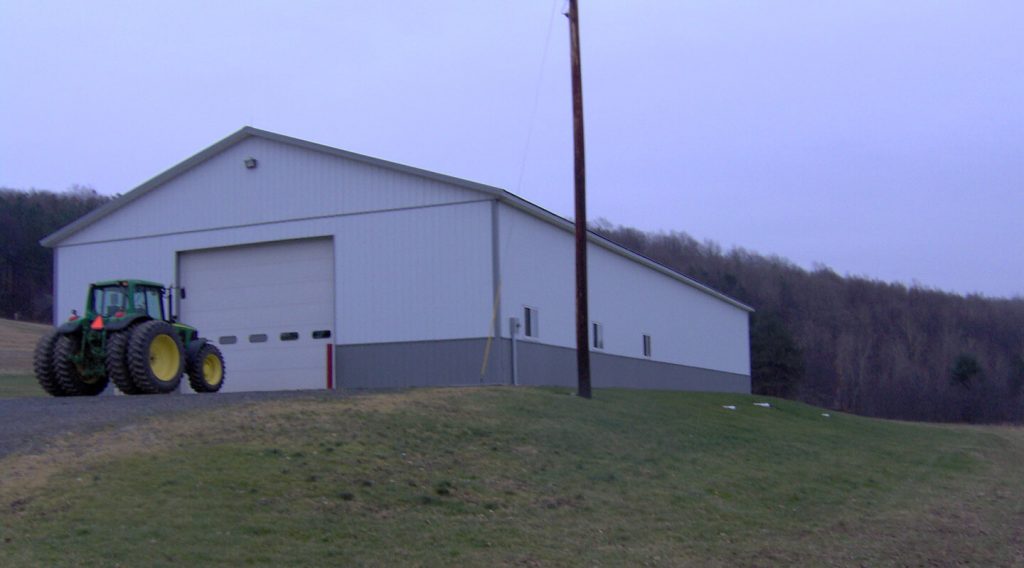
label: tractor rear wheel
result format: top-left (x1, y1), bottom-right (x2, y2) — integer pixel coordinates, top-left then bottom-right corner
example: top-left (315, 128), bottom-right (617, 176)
top-left (54, 334), bottom-right (109, 396)
top-left (187, 343), bottom-right (226, 393)
top-left (128, 321), bottom-right (184, 394)
top-left (33, 330), bottom-right (69, 397)
top-left (106, 329), bottom-right (143, 395)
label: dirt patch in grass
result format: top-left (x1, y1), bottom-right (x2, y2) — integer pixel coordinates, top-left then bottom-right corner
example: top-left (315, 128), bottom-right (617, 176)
top-left (0, 375), bottom-right (43, 398)
top-left (0, 318), bottom-right (50, 348)
top-left (329, 385), bottom-right (476, 413)
top-left (1, 418), bottom-right (172, 498)
top-left (0, 319), bottom-right (50, 374)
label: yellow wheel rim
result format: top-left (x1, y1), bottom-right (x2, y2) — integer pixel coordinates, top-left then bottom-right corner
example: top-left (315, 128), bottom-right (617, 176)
top-left (203, 352), bottom-right (223, 386)
top-left (149, 335), bottom-right (180, 381)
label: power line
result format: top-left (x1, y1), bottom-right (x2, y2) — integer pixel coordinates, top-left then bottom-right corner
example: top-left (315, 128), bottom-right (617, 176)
top-left (514, 0), bottom-right (560, 195)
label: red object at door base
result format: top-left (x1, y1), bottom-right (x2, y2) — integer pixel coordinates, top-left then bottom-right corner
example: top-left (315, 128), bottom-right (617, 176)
top-left (326, 344), bottom-right (334, 390)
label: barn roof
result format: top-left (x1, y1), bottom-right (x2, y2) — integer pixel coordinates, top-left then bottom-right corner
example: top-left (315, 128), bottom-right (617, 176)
top-left (41, 127), bottom-right (753, 312)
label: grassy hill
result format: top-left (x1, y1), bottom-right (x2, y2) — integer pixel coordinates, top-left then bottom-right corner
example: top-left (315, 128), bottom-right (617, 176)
top-left (1, 387), bottom-right (1021, 566)
top-left (0, 318), bottom-right (49, 397)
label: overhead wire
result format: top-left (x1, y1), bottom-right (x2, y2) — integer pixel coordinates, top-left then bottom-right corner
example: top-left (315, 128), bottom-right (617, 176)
top-left (514, 0), bottom-right (560, 195)
top-left (480, 0), bottom-right (561, 380)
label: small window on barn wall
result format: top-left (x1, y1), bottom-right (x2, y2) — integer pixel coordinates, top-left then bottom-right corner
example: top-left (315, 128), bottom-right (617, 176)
top-left (592, 322), bottom-right (604, 349)
top-left (312, 330), bottom-right (332, 339)
top-left (280, 332), bottom-right (299, 341)
top-left (642, 334), bottom-right (652, 358)
top-left (218, 336), bottom-right (237, 345)
top-left (249, 334), bottom-right (268, 343)
top-left (523, 306), bottom-right (539, 338)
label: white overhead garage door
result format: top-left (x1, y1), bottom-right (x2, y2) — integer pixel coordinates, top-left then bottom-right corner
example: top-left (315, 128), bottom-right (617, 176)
top-left (178, 238), bottom-right (335, 392)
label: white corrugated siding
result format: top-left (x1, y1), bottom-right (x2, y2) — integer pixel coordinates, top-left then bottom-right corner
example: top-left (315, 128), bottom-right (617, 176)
top-left (53, 201), bottom-right (494, 346)
top-left (498, 204), bottom-right (750, 376)
top-left (335, 200), bottom-right (493, 344)
top-left (61, 137), bottom-right (484, 246)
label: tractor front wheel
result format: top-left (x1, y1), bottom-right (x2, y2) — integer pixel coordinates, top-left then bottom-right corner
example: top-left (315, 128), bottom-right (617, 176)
top-left (188, 343), bottom-right (226, 393)
top-left (33, 330), bottom-right (68, 397)
top-left (54, 334), bottom-right (109, 396)
top-left (127, 321), bottom-right (184, 394)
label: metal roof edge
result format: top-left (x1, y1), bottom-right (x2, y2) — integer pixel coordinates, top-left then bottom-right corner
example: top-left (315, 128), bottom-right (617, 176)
top-left (496, 192), bottom-right (755, 313)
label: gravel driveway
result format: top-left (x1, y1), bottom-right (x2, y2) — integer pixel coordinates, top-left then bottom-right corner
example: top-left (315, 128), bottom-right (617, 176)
top-left (0, 390), bottom-right (354, 459)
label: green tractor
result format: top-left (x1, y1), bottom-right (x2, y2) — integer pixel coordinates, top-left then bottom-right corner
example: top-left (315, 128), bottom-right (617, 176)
top-left (33, 279), bottom-right (225, 396)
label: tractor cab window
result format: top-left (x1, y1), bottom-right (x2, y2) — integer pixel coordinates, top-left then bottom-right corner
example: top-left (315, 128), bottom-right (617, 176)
top-left (145, 289), bottom-right (164, 320)
top-left (132, 288), bottom-right (165, 320)
top-left (92, 286), bottom-right (128, 317)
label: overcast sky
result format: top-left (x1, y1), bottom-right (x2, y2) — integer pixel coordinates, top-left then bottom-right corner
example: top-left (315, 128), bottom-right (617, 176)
top-left (1, 1), bottom-right (1021, 298)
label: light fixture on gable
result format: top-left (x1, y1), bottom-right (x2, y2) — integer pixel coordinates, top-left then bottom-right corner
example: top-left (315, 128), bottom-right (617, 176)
top-left (244, 157), bottom-right (258, 169)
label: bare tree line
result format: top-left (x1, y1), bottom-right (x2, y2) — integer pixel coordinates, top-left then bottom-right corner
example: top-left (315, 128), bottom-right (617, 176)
top-left (0, 187), bottom-right (113, 322)
top-left (594, 221), bottom-right (1024, 424)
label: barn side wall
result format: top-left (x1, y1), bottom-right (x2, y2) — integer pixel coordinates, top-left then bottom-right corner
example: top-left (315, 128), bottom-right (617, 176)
top-left (497, 203), bottom-right (751, 392)
top-left (333, 202), bottom-right (752, 392)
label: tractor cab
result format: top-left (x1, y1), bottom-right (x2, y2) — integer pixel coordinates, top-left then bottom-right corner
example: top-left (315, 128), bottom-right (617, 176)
top-left (86, 280), bottom-right (166, 321)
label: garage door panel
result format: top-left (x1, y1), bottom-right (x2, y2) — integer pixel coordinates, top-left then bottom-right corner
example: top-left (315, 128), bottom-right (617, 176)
top-left (188, 282), bottom-right (333, 311)
top-left (183, 242), bottom-right (331, 267)
top-left (218, 345), bottom-right (326, 371)
top-left (189, 315), bottom-right (327, 334)
top-left (179, 238), bottom-right (334, 392)
top-left (188, 298), bottom-right (334, 321)
top-left (186, 276), bottom-right (331, 303)
top-left (214, 344), bottom-right (327, 391)
top-left (187, 263), bottom-right (331, 289)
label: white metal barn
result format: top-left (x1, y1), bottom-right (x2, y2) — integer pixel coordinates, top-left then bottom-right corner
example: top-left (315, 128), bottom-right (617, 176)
top-left (42, 128), bottom-right (752, 393)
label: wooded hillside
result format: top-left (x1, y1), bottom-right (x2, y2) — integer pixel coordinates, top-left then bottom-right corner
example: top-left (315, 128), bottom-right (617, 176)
top-left (0, 187), bottom-right (112, 323)
top-left (594, 222), bottom-right (1024, 424)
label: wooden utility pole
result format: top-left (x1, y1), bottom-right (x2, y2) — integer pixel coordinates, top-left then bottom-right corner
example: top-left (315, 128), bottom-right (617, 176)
top-left (567, 0), bottom-right (592, 399)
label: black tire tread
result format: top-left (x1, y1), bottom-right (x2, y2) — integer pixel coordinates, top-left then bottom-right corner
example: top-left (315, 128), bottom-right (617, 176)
top-left (187, 342), bottom-right (226, 393)
top-left (54, 334), bottom-right (108, 396)
top-left (33, 330), bottom-right (67, 397)
top-left (106, 329), bottom-right (142, 395)
top-left (127, 320), bottom-right (184, 394)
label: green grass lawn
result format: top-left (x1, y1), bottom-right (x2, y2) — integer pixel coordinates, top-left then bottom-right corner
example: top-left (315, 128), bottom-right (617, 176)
top-left (1, 387), bottom-right (1021, 566)
top-left (0, 374), bottom-right (44, 398)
